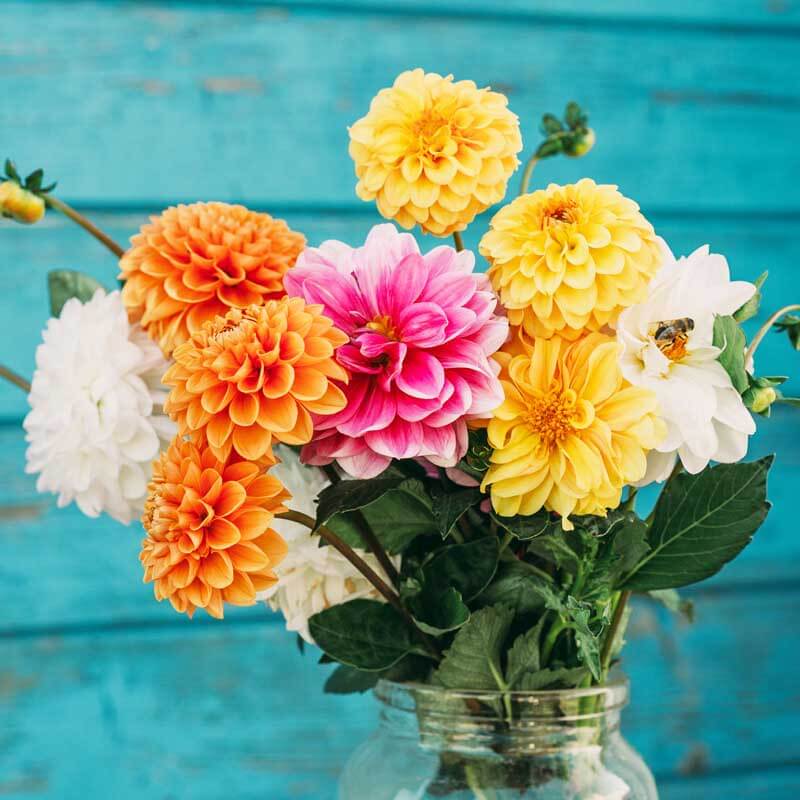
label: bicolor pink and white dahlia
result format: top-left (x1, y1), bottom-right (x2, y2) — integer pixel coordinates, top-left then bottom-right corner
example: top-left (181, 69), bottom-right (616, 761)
top-left (284, 224), bottom-right (508, 478)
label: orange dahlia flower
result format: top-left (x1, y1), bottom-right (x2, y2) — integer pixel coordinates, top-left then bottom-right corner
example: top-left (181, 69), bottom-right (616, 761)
top-left (140, 435), bottom-right (290, 619)
top-left (119, 202), bottom-right (306, 355)
top-left (163, 298), bottom-right (349, 463)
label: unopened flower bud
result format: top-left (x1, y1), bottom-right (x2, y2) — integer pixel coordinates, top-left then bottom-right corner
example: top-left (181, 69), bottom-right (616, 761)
top-left (750, 385), bottom-right (777, 414)
top-left (565, 128), bottom-right (596, 158)
top-left (0, 181), bottom-right (45, 224)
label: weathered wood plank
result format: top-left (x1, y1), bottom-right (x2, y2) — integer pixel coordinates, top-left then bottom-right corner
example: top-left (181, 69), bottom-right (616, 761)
top-left (0, 590), bottom-right (798, 798)
top-left (0, 406), bottom-right (795, 628)
top-left (3, 2), bottom-right (799, 210)
top-left (2, 209), bottom-right (798, 419)
top-left (279, 0), bottom-right (800, 29)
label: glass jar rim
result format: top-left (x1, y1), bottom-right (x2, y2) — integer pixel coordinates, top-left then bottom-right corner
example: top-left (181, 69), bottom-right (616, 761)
top-left (375, 676), bottom-right (629, 721)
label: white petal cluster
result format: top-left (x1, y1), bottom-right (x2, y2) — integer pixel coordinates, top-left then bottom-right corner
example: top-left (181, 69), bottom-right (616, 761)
top-left (617, 244), bottom-right (756, 483)
top-left (260, 447), bottom-right (400, 643)
top-left (24, 290), bottom-right (175, 523)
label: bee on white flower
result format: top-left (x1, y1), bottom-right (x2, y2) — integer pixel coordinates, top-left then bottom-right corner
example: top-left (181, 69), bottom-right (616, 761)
top-left (23, 290), bottom-right (175, 524)
top-left (260, 447), bottom-right (400, 644)
top-left (616, 244), bottom-right (757, 483)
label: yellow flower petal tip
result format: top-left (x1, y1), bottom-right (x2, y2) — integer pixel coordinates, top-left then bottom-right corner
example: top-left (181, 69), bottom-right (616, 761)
top-left (482, 331), bottom-right (666, 528)
top-left (480, 178), bottom-right (664, 339)
top-left (349, 69), bottom-right (523, 236)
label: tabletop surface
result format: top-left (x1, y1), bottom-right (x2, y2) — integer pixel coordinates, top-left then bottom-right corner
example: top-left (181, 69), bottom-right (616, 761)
top-left (2, 1), bottom-right (800, 798)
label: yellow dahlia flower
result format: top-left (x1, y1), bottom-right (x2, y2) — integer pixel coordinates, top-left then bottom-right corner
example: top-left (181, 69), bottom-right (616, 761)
top-left (349, 69), bottom-right (522, 236)
top-left (480, 179), bottom-right (663, 339)
top-left (481, 332), bottom-right (665, 528)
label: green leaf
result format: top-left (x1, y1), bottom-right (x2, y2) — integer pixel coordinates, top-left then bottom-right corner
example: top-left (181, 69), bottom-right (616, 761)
top-left (48, 270), bottom-right (107, 317)
top-left (432, 605), bottom-right (515, 691)
top-left (505, 617), bottom-right (545, 688)
top-left (420, 537), bottom-right (499, 602)
top-left (476, 561), bottom-right (552, 615)
top-left (540, 113), bottom-right (564, 135)
top-left (734, 271), bottom-right (767, 323)
top-left (327, 481), bottom-right (437, 554)
top-left (24, 168), bottom-right (43, 192)
top-left (491, 510), bottom-right (551, 540)
top-left (563, 596), bottom-right (604, 680)
top-left (408, 586), bottom-right (470, 635)
top-left (430, 486), bottom-right (482, 539)
top-left (314, 472), bottom-right (410, 530)
top-left (622, 457), bottom-right (773, 591)
top-left (713, 315), bottom-right (749, 393)
top-left (774, 313), bottom-right (800, 351)
top-left (4, 159), bottom-right (20, 183)
top-left (564, 101), bottom-right (587, 129)
top-left (457, 428), bottom-right (492, 480)
top-left (535, 138), bottom-right (563, 159)
top-left (517, 667), bottom-right (589, 691)
top-left (308, 599), bottom-right (420, 671)
top-left (527, 530), bottom-right (584, 573)
top-left (323, 664), bottom-right (380, 694)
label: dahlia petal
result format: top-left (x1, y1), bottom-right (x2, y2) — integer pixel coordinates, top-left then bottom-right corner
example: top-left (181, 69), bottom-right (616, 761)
top-left (232, 425), bottom-right (273, 460)
top-left (397, 302), bottom-right (449, 347)
top-left (215, 481), bottom-right (248, 517)
top-left (229, 393), bottom-right (260, 427)
top-left (365, 419), bottom-right (424, 460)
top-left (228, 542), bottom-right (271, 573)
top-left (396, 350), bottom-right (445, 400)
top-left (201, 551), bottom-right (235, 589)
top-left (206, 517), bottom-right (242, 549)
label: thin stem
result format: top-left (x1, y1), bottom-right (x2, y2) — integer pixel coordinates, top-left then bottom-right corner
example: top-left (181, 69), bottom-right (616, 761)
top-left (0, 365), bottom-right (31, 393)
top-left (745, 303), bottom-right (800, 364)
top-left (320, 464), bottom-right (400, 587)
top-left (276, 509), bottom-right (441, 660)
top-left (519, 156), bottom-right (539, 196)
top-left (600, 590), bottom-right (631, 679)
top-left (452, 230), bottom-right (465, 252)
top-left (540, 618), bottom-right (567, 665)
top-left (622, 486), bottom-right (638, 512)
top-left (44, 194), bottom-right (126, 258)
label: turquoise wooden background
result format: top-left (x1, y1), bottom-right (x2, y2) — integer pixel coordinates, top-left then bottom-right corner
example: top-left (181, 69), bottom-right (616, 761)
top-left (2, 1), bottom-right (800, 797)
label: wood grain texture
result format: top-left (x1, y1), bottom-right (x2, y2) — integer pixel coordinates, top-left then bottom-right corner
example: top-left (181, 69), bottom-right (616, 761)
top-left (1, 591), bottom-right (798, 799)
top-left (2, 210), bottom-right (798, 419)
top-left (2, 1), bottom-right (799, 796)
top-left (3, 2), bottom-right (800, 210)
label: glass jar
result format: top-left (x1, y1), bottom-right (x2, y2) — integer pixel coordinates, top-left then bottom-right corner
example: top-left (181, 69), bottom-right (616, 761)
top-left (339, 678), bottom-right (657, 799)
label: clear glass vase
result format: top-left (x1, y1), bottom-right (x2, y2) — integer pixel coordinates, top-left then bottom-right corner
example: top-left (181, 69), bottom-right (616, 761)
top-left (339, 678), bottom-right (657, 800)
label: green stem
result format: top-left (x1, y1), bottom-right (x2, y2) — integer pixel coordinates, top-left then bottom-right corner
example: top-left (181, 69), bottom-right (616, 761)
top-left (452, 230), bottom-right (465, 252)
top-left (276, 509), bottom-right (440, 660)
top-left (44, 194), bottom-right (126, 258)
top-left (519, 156), bottom-right (539, 195)
top-left (599, 590), bottom-right (631, 680)
top-left (320, 464), bottom-right (400, 587)
top-left (745, 303), bottom-right (800, 364)
top-left (622, 486), bottom-right (638, 512)
top-left (0, 364), bottom-right (31, 393)
top-left (540, 619), bottom-right (567, 665)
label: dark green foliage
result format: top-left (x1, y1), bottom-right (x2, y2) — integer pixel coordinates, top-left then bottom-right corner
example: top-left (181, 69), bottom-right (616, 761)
top-left (734, 271), bottom-right (767, 323)
top-left (48, 270), bottom-right (107, 316)
top-left (775, 312), bottom-right (800, 350)
top-left (713, 314), bottom-right (749, 393)
top-left (308, 599), bottom-right (424, 671)
top-left (622, 458), bottom-right (773, 591)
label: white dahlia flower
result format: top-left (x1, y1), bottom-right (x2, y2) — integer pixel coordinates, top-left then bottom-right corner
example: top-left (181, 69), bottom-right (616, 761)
top-left (260, 447), bottom-right (400, 643)
top-left (616, 244), bottom-right (756, 483)
top-left (24, 290), bottom-right (175, 524)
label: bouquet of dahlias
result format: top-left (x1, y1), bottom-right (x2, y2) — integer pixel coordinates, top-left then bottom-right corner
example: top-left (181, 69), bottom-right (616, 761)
top-left (4, 68), bottom-right (800, 795)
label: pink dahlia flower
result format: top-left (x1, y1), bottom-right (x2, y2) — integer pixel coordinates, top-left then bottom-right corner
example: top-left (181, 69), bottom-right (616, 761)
top-left (284, 224), bottom-right (508, 478)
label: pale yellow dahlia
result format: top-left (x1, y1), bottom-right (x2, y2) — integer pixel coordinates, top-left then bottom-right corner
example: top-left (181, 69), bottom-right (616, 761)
top-left (349, 69), bottom-right (522, 236)
top-left (481, 332), bottom-right (665, 527)
top-left (480, 179), bottom-right (663, 339)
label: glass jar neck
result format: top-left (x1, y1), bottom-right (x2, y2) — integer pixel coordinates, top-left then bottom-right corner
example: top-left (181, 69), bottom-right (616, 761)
top-left (374, 680), bottom-right (628, 757)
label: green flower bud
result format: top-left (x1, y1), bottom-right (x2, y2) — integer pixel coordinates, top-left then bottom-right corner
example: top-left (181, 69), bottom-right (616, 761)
top-left (565, 128), bottom-right (595, 158)
top-left (750, 385), bottom-right (777, 414)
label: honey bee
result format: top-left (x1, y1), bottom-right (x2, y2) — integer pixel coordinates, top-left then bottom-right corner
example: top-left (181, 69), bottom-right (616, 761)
top-left (648, 318), bottom-right (694, 361)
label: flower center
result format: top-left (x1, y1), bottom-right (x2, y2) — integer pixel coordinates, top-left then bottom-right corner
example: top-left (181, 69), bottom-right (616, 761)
top-left (648, 318), bottom-right (694, 363)
top-left (412, 110), bottom-right (452, 153)
top-left (365, 314), bottom-right (400, 341)
top-left (541, 198), bottom-right (579, 226)
top-left (526, 393), bottom-right (575, 447)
